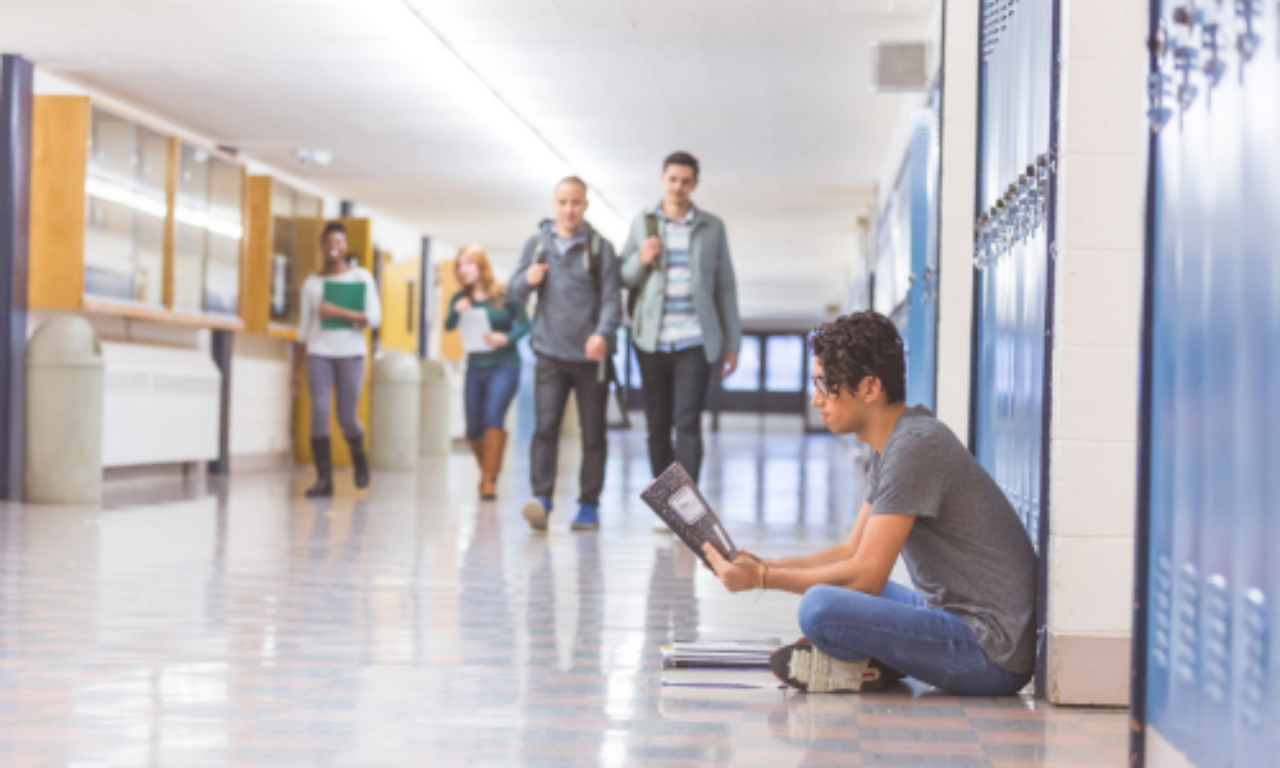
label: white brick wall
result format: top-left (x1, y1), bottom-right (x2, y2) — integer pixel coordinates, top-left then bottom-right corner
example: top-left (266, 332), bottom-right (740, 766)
top-left (934, 0), bottom-right (980, 441)
top-left (1046, 0), bottom-right (1148, 704)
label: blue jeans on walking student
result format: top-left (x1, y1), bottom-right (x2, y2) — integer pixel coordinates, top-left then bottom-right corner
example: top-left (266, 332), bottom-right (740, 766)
top-left (464, 363), bottom-right (522, 440)
top-left (798, 582), bottom-right (1032, 695)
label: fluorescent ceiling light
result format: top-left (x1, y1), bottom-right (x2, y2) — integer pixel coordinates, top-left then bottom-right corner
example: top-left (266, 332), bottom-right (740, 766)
top-left (392, 0), bottom-right (628, 243)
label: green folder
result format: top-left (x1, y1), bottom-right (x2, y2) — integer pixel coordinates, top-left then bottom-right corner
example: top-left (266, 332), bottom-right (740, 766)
top-left (320, 281), bottom-right (366, 329)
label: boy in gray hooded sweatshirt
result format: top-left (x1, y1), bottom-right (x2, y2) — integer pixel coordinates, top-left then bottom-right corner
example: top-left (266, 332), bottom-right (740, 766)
top-left (509, 177), bottom-right (622, 531)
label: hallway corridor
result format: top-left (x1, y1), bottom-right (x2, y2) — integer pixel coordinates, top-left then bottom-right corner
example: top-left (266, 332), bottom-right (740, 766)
top-left (0, 427), bottom-right (1126, 766)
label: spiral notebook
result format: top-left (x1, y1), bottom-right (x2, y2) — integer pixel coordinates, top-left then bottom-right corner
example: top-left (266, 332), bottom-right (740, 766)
top-left (640, 462), bottom-right (738, 570)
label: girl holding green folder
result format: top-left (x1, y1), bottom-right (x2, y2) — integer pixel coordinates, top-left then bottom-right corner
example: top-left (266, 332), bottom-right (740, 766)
top-left (294, 221), bottom-right (382, 497)
top-left (444, 245), bottom-right (529, 500)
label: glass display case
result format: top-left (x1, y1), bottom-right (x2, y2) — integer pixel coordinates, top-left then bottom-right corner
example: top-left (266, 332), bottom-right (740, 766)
top-left (83, 106), bottom-right (170, 305)
top-left (174, 143), bottom-right (243, 315)
top-left (269, 184), bottom-right (320, 327)
top-left (29, 95), bottom-right (247, 330)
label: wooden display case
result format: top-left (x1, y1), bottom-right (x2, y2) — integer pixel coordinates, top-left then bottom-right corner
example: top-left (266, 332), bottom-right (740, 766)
top-left (30, 95), bottom-right (246, 330)
top-left (243, 175), bottom-right (323, 336)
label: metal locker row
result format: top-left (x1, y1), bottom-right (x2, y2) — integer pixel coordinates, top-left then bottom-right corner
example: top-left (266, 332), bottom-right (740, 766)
top-left (1137, 0), bottom-right (1280, 765)
top-left (905, 98), bottom-right (941, 411)
top-left (872, 92), bottom-right (941, 411)
top-left (972, 0), bottom-right (1055, 551)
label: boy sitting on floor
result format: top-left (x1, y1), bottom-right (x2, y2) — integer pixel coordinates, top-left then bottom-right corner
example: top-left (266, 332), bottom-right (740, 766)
top-left (703, 311), bottom-right (1037, 695)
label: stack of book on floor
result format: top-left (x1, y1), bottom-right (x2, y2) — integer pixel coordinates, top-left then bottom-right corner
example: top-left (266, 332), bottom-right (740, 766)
top-left (660, 637), bottom-right (785, 689)
top-left (660, 637), bottom-right (781, 669)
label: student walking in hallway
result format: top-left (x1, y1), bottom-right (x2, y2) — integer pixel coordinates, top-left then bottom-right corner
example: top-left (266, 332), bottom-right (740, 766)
top-left (509, 177), bottom-right (623, 532)
top-left (444, 246), bottom-right (530, 500)
top-left (620, 152), bottom-right (742, 527)
top-left (293, 222), bottom-right (382, 498)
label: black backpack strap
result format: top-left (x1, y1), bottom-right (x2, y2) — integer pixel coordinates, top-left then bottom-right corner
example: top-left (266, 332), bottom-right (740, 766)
top-left (587, 230), bottom-right (602, 293)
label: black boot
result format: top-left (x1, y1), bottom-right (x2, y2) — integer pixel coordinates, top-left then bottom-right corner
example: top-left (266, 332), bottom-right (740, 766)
top-left (306, 438), bottom-right (333, 498)
top-left (348, 437), bottom-right (370, 489)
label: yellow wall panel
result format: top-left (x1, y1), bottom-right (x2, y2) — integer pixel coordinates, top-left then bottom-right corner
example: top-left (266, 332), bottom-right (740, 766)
top-left (437, 259), bottom-right (463, 362)
top-left (379, 253), bottom-right (420, 355)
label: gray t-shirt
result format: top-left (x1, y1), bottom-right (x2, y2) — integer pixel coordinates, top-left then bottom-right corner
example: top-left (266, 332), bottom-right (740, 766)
top-left (866, 406), bottom-right (1038, 673)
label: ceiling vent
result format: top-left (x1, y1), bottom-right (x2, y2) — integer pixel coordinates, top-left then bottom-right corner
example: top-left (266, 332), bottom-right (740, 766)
top-left (871, 42), bottom-right (931, 92)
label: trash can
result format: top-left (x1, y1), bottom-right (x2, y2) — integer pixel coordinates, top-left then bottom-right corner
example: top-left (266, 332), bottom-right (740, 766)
top-left (370, 351), bottom-right (421, 470)
top-left (25, 317), bottom-right (105, 504)
top-left (419, 359), bottom-right (451, 456)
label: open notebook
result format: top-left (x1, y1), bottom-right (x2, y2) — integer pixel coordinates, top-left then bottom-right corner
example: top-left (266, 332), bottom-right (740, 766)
top-left (640, 462), bottom-right (738, 570)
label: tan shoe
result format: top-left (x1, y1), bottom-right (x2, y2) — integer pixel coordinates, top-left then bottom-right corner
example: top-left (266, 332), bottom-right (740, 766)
top-left (480, 428), bottom-right (507, 500)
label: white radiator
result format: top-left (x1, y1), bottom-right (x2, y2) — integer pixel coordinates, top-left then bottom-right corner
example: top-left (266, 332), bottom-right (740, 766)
top-left (100, 341), bottom-right (221, 467)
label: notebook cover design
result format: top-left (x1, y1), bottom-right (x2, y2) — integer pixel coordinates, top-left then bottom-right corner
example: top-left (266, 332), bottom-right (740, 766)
top-left (320, 280), bottom-right (366, 330)
top-left (640, 462), bottom-right (738, 569)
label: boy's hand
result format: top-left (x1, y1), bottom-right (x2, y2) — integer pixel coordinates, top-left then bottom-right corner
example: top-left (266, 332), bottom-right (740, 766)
top-left (526, 263), bottom-right (549, 286)
top-left (585, 334), bottom-right (608, 361)
top-left (703, 544), bottom-right (763, 594)
top-left (639, 236), bottom-right (662, 266)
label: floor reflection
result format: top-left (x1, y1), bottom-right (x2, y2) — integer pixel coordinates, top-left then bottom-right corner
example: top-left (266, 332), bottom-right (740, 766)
top-left (0, 424), bottom-right (1127, 766)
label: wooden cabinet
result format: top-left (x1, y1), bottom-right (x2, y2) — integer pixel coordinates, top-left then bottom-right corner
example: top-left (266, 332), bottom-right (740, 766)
top-left (243, 176), bottom-right (323, 335)
top-left (30, 96), bottom-right (246, 330)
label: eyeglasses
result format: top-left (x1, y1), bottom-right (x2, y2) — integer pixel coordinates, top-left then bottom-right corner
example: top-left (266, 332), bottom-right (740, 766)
top-left (811, 375), bottom-right (831, 396)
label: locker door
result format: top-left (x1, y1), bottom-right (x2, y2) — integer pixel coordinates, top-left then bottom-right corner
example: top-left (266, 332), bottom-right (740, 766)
top-left (874, 158), bottom-right (912, 324)
top-left (874, 100), bottom-right (941, 413)
top-left (972, 0), bottom-right (1055, 552)
top-left (905, 97), bottom-right (941, 410)
top-left (1136, 1), bottom-right (1280, 765)
top-left (971, 0), bottom-right (1057, 688)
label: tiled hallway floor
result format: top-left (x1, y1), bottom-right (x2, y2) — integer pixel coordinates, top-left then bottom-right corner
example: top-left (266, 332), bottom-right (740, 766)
top-left (0, 425), bottom-right (1128, 766)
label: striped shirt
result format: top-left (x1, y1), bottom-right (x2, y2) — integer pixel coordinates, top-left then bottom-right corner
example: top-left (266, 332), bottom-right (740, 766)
top-left (657, 209), bottom-right (704, 351)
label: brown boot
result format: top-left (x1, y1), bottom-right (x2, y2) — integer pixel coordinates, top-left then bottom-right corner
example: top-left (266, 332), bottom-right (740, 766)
top-left (480, 428), bottom-right (508, 500)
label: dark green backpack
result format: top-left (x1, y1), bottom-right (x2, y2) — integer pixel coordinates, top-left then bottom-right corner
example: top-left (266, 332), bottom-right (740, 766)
top-left (626, 213), bottom-right (662, 318)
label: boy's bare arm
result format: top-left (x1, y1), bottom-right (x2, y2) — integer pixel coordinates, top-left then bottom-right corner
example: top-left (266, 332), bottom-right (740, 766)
top-left (750, 502), bottom-right (873, 570)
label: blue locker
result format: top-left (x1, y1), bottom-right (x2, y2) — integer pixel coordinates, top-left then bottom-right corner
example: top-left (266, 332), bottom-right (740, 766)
top-left (905, 100), bottom-right (941, 411)
top-left (873, 96), bottom-right (941, 411)
top-left (1137, 0), bottom-right (1279, 765)
top-left (874, 155), bottom-right (912, 322)
top-left (972, 0), bottom-right (1054, 554)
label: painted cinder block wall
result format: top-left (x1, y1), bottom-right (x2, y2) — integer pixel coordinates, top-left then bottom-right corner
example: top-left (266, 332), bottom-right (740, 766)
top-left (1045, 0), bottom-right (1148, 706)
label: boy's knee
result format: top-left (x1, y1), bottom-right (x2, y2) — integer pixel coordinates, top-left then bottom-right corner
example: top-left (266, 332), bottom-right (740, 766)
top-left (798, 585), bottom-right (843, 638)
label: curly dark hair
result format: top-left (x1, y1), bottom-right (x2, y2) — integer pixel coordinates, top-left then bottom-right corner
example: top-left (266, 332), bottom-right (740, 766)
top-left (809, 311), bottom-right (906, 404)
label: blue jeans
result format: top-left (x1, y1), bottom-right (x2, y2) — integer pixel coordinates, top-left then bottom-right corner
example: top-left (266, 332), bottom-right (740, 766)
top-left (464, 363), bottom-right (521, 440)
top-left (798, 582), bottom-right (1032, 695)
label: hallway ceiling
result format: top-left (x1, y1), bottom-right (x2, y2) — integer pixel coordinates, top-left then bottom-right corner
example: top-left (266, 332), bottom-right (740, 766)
top-left (2, 0), bottom-right (936, 320)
